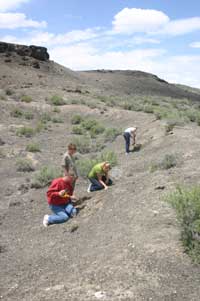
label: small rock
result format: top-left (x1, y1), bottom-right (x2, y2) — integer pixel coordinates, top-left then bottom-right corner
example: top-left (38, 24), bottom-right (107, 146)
top-left (155, 185), bottom-right (165, 190)
top-left (0, 138), bottom-right (5, 145)
top-left (45, 284), bottom-right (65, 291)
top-left (70, 224), bottom-right (79, 233)
top-left (94, 291), bottom-right (106, 299)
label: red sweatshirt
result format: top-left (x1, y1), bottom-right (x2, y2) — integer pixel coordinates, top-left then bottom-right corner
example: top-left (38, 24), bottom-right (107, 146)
top-left (47, 177), bottom-right (74, 206)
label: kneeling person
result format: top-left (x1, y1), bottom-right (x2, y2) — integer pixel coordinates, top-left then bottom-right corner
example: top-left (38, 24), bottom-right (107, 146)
top-left (88, 162), bottom-right (112, 192)
top-left (43, 172), bottom-right (78, 227)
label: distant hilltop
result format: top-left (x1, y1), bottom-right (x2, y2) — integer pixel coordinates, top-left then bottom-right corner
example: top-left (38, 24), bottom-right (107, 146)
top-left (0, 41), bottom-right (49, 61)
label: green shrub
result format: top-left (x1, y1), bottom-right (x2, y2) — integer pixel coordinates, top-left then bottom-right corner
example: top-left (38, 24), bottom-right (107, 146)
top-left (143, 104), bottom-right (154, 114)
top-left (51, 116), bottom-right (63, 123)
top-left (82, 119), bottom-right (98, 130)
top-left (31, 166), bottom-right (62, 188)
top-left (160, 154), bottom-right (177, 169)
top-left (164, 111), bottom-right (186, 126)
top-left (89, 124), bottom-right (105, 138)
top-left (0, 94), bottom-right (7, 101)
top-left (121, 102), bottom-right (133, 110)
top-left (166, 185), bottom-right (200, 262)
top-left (195, 112), bottom-right (200, 126)
top-left (81, 119), bottom-right (105, 137)
top-left (164, 122), bottom-right (176, 134)
top-left (35, 121), bottom-right (48, 133)
top-left (5, 88), bottom-right (13, 96)
top-left (99, 150), bottom-right (118, 167)
top-left (70, 99), bottom-right (82, 105)
top-left (52, 107), bottom-right (61, 113)
top-left (26, 143), bottom-right (40, 152)
top-left (24, 111), bottom-right (34, 120)
top-left (153, 107), bottom-right (168, 120)
top-left (16, 126), bottom-right (35, 137)
top-left (0, 149), bottom-right (5, 158)
top-left (21, 95), bottom-right (32, 103)
top-left (10, 108), bottom-right (23, 118)
top-left (149, 163), bottom-right (159, 173)
top-left (185, 109), bottom-right (198, 122)
top-left (40, 112), bottom-right (51, 123)
top-left (104, 128), bottom-right (121, 142)
top-left (92, 139), bottom-right (105, 152)
top-left (77, 158), bottom-right (98, 177)
top-left (71, 114), bottom-right (84, 124)
top-left (71, 136), bottom-right (91, 154)
top-left (72, 125), bottom-right (84, 135)
top-left (16, 158), bottom-right (34, 172)
top-left (150, 154), bottom-right (177, 172)
top-left (49, 95), bottom-right (66, 106)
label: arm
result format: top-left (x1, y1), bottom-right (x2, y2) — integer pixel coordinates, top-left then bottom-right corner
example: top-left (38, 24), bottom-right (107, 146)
top-left (63, 156), bottom-right (70, 173)
top-left (104, 171), bottom-right (110, 184)
top-left (131, 132), bottom-right (136, 145)
top-left (97, 174), bottom-right (108, 190)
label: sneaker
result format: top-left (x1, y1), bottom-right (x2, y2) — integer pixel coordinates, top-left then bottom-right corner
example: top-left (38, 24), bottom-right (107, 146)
top-left (125, 152), bottom-right (129, 156)
top-left (43, 214), bottom-right (49, 227)
top-left (87, 184), bottom-right (92, 193)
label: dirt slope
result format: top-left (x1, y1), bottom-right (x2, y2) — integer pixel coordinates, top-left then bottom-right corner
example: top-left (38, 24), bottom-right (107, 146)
top-left (1, 46), bottom-right (200, 300)
top-left (1, 104), bottom-right (200, 300)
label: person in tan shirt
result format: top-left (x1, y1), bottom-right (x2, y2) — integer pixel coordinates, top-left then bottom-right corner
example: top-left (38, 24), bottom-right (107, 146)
top-left (61, 143), bottom-right (78, 186)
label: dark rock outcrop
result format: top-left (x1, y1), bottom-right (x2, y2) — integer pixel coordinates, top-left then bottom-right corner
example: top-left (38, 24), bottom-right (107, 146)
top-left (0, 42), bottom-right (49, 61)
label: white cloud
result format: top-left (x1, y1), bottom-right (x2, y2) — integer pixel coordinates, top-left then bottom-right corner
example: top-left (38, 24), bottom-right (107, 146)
top-left (112, 8), bottom-right (169, 34)
top-left (0, 0), bottom-right (29, 12)
top-left (0, 28), bottom-right (99, 45)
top-left (153, 55), bottom-right (200, 87)
top-left (0, 13), bottom-right (47, 29)
top-left (190, 41), bottom-right (200, 48)
top-left (112, 8), bottom-right (200, 37)
top-left (160, 17), bottom-right (200, 36)
top-left (133, 37), bottom-right (160, 45)
top-left (50, 43), bottom-right (165, 71)
top-left (49, 43), bottom-right (200, 88)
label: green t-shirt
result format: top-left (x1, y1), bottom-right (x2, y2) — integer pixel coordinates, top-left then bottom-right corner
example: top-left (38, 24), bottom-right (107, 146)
top-left (88, 163), bottom-right (105, 179)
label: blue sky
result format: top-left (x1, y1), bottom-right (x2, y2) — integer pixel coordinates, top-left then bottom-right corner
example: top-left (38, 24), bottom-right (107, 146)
top-left (0, 0), bottom-right (200, 88)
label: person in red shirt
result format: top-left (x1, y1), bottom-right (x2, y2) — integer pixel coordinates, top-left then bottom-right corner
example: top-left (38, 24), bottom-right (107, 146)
top-left (43, 172), bottom-right (78, 227)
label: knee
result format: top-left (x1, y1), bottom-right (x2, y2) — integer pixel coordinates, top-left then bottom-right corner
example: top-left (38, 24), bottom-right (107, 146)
top-left (60, 212), bottom-right (69, 222)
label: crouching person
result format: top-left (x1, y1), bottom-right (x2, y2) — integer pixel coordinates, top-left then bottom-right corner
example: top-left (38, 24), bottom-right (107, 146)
top-left (43, 172), bottom-right (78, 227)
top-left (87, 162), bottom-right (113, 192)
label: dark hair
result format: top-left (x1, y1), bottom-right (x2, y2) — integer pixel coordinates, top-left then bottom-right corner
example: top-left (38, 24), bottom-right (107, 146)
top-left (68, 143), bottom-right (77, 150)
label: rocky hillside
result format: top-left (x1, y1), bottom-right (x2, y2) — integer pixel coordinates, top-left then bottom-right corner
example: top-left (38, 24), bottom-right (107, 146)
top-left (79, 70), bottom-right (200, 101)
top-left (0, 41), bottom-right (200, 103)
top-left (0, 42), bottom-right (200, 301)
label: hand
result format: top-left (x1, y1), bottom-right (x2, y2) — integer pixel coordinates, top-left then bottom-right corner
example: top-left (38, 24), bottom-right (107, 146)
top-left (71, 194), bottom-right (78, 201)
top-left (104, 186), bottom-right (108, 190)
top-left (59, 190), bottom-right (66, 197)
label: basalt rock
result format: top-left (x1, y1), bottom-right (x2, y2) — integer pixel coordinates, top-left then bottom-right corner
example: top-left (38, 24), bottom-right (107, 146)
top-left (0, 42), bottom-right (49, 61)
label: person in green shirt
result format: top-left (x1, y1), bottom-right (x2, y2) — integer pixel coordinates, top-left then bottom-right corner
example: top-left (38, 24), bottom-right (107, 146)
top-left (87, 162), bottom-right (113, 192)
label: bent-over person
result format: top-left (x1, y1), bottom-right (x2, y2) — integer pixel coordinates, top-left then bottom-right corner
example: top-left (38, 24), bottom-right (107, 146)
top-left (87, 162), bottom-right (113, 192)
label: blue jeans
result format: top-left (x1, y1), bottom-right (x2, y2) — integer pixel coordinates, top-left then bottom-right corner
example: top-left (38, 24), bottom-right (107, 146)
top-left (48, 203), bottom-right (77, 224)
top-left (89, 176), bottom-right (113, 192)
top-left (123, 132), bottom-right (131, 153)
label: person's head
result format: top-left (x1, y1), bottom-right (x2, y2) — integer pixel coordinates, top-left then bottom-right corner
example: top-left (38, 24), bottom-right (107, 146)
top-left (68, 143), bottom-right (77, 155)
top-left (102, 162), bottom-right (111, 172)
top-left (63, 170), bottom-right (76, 183)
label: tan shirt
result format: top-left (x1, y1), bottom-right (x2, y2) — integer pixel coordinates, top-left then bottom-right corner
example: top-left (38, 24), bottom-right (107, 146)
top-left (61, 152), bottom-right (78, 177)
